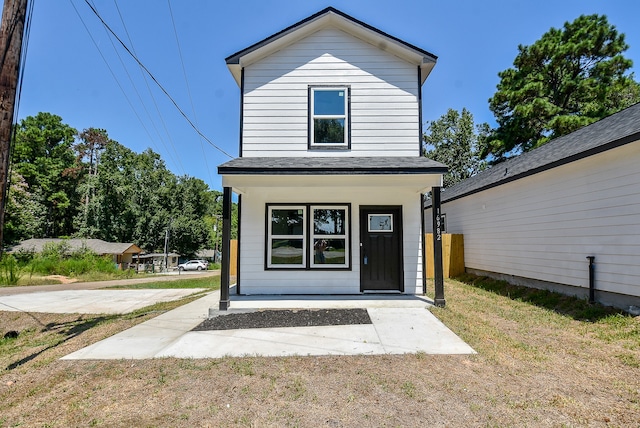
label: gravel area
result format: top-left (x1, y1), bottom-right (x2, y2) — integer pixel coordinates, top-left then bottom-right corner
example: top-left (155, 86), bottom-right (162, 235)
top-left (193, 308), bottom-right (371, 331)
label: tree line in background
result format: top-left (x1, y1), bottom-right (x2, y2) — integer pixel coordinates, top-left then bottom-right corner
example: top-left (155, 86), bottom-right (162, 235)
top-left (7, 14), bottom-right (639, 250)
top-left (424, 14), bottom-right (640, 187)
top-left (6, 112), bottom-right (235, 256)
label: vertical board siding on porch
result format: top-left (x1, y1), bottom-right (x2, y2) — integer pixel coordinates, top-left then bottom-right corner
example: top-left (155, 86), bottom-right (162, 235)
top-left (426, 142), bottom-right (640, 298)
top-left (238, 186), bottom-right (423, 295)
top-left (242, 28), bottom-right (420, 157)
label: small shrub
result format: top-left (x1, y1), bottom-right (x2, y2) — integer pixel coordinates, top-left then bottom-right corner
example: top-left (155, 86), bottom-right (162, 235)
top-left (13, 248), bottom-right (35, 266)
top-left (28, 257), bottom-right (58, 275)
top-left (24, 242), bottom-right (118, 277)
top-left (0, 255), bottom-right (22, 285)
top-left (40, 241), bottom-right (71, 260)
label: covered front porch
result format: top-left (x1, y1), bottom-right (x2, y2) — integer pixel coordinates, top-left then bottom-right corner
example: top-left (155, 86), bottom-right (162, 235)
top-left (217, 157), bottom-right (448, 310)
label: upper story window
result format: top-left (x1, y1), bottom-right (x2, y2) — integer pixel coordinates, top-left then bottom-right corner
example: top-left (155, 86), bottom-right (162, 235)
top-left (309, 86), bottom-right (350, 149)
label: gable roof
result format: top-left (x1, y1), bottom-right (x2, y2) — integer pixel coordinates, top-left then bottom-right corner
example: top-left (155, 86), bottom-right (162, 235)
top-left (8, 239), bottom-right (142, 255)
top-left (426, 102), bottom-right (640, 206)
top-left (225, 6), bottom-right (437, 86)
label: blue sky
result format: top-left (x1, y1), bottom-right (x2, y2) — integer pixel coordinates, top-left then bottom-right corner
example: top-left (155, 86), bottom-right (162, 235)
top-left (17, 0), bottom-right (640, 190)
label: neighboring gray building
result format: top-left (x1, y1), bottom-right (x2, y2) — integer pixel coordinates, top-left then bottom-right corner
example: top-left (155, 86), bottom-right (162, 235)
top-left (134, 253), bottom-right (180, 270)
top-left (9, 238), bottom-right (142, 267)
top-left (425, 103), bottom-right (640, 310)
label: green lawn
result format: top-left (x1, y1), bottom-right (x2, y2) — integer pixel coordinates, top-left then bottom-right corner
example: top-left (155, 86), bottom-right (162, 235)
top-left (105, 275), bottom-right (220, 290)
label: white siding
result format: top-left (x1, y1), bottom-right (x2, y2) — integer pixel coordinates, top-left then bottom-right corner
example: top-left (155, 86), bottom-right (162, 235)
top-left (239, 186), bottom-right (424, 294)
top-left (242, 28), bottom-right (420, 157)
top-left (426, 142), bottom-right (640, 299)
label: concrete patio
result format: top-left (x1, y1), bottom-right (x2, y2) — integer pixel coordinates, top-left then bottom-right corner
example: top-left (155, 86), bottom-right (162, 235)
top-left (61, 289), bottom-right (475, 359)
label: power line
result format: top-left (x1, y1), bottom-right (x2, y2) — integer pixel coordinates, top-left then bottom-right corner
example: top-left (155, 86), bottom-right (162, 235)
top-left (14, 0), bottom-right (34, 122)
top-left (106, 0), bottom-right (186, 175)
top-left (69, 0), bottom-right (168, 167)
top-left (82, 0), bottom-right (233, 159)
top-left (167, 0), bottom-right (215, 186)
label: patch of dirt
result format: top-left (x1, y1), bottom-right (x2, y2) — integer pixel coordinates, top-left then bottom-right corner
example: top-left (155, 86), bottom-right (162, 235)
top-left (193, 308), bottom-right (371, 331)
top-left (43, 275), bottom-right (78, 284)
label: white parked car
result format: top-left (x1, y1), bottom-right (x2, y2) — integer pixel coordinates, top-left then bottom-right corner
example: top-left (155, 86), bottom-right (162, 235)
top-left (178, 260), bottom-right (208, 271)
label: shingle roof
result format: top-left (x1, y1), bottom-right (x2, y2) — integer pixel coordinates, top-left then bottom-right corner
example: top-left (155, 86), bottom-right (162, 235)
top-left (225, 7), bottom-right (437, 64)
top-left (218, 156), bottom-right (447, 175)
top-left (426, 102), bottom-right (640, 206)
top-left (7, 239), bottom-right (142, 255)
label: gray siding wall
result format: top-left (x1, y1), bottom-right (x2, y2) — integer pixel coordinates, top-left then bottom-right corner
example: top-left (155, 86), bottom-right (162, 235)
top-left (425, 142), bottom-right (640, 301)
top-left (242, 27), bottom-right (419, 157)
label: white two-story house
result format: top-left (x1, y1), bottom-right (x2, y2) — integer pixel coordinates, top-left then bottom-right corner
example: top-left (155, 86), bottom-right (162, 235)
top-left (217, 7), bottom-right (446, 308)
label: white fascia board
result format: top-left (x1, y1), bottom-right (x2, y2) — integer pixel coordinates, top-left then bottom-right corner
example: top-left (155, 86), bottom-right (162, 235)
top-left (222, 173), bottom-right (443, 193)
top-left (227, 10), bottom-right (435, 86)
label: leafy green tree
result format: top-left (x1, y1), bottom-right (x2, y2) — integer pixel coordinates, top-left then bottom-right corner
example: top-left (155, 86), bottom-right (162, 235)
top-left (204, 190), bottom-right (238, 254)
top-left (166, 176), bottom-right (212, 256)
top-left (9, 112), bottom-right (232, 257)
top-left (169, 216), bottom-right (209, 257)
top-left (3, 170), bottom-right (43, 244)
top-left (174, 176), bottom-right (211, 218)
top-left (483, 14), bottom-right (640, 160)
top-left (74, 128), bottom-right (110, 237)
top-left (11, 113), bottom-right (81, 237)
top-left (81, 140), bottom-right (138, 243)
top-left (131, 149), bottom-right (178, 251)
top-left (423, 108), bottom-right (487, 188)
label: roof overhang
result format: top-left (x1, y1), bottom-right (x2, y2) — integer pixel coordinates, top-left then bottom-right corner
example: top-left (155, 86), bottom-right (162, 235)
top-left (219, 156), bottom-right (446, 194)
top-left (225, 7), bottom-right (437, 86)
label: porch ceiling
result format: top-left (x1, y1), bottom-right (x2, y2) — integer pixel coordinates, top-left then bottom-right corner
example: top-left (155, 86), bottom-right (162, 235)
top-left (222, 173), bottom-right (442, 195)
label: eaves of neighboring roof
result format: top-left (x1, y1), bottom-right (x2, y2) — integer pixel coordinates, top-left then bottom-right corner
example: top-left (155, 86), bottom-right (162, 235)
top-left (225, 6), bottom-right (437, 86)
top-left (218, 156), bottom-right (447, 175)
top-left (136, 253), bottom-right (181, 259)
top-left (425, 102), bottom-right (640, 208)
top-left (7, 238), bottom-right (141, 255)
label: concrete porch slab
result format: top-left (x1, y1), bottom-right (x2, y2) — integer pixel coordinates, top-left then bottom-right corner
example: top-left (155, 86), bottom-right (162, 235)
top-left (62, 290), bottom-right (475, 359)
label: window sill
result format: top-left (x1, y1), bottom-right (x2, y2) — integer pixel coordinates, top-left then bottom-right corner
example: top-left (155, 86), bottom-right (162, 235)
top-left (308, 145), bottom-right (351, 151)
top-left (265, 267), bottom-right (352, 271)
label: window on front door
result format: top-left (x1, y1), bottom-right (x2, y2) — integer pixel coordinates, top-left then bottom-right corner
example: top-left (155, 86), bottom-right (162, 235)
top-left (267, 204), bottom-right (350, 269)
top-left (309, 86), bottom-right (350, 149)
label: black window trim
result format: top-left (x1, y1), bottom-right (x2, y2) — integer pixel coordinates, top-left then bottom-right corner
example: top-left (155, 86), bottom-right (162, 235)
top-left (265, 202), bottom-right (352, 271)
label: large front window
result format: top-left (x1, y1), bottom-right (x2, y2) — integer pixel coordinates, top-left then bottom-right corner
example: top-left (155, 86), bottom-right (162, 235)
top-left (267, 204), bottom-right (350, 269)
top-left (309, 87), bottom-right (350, 148)
top-left (268, 207), bottom-right (306, 267)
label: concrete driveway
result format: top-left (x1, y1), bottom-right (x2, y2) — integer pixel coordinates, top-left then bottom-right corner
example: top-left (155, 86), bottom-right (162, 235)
top-left (0, 289), bottom-right (207, 314)
top-left (0, 271), bottom-right (216, 314)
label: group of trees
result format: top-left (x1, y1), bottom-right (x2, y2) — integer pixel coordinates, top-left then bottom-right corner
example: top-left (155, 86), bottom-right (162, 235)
top-left (425, 14), bottom-right (640, 187)
top-left (6, 112), bottom-right (231, 256)
top-left (7, 15), bottom-right (637, 251)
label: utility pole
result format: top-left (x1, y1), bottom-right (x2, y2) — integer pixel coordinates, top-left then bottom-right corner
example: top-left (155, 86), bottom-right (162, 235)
top-left (163, 227), bottom-right (169, 272)
top-left (0, 0), bottom-right (28, 252)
